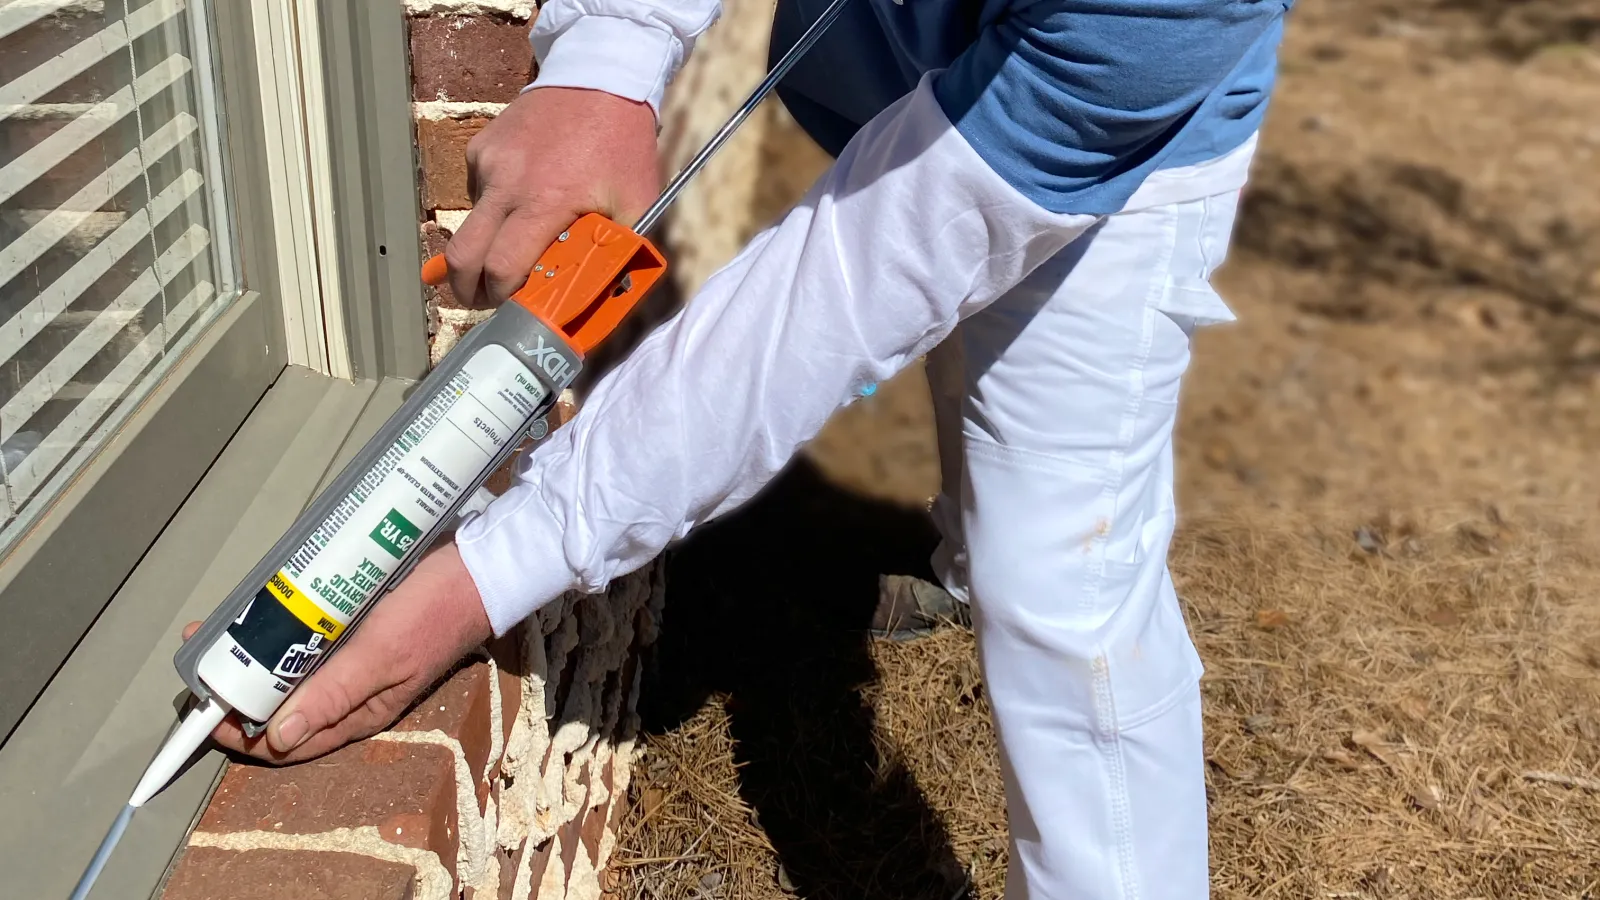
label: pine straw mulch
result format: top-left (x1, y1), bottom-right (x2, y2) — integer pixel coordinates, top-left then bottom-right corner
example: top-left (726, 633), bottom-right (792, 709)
top-left (614, 500), bottom-right (1600, 900)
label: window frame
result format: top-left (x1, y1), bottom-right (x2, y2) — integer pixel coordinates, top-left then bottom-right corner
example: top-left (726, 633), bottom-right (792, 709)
top-left (0, 0), bottom-right (428, 742)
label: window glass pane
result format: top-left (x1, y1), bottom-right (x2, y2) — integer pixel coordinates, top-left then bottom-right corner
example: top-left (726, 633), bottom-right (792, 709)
top-left (0, 0), bottom-right (237, 550)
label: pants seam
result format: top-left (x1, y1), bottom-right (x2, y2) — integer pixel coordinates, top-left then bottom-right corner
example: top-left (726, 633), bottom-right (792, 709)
top-left (1096, 207), bottom-right (1179, 900)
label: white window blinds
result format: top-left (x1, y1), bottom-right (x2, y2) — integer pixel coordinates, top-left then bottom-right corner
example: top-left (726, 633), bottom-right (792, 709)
top-left (0, 0), bottom-right (234, 542)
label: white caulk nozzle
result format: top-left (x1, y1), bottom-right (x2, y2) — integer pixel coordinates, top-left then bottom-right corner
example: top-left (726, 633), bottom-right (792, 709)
top-left (73, 698), bottom-right (231, 899)
top-left (128, 696), bottom-right (229, 808)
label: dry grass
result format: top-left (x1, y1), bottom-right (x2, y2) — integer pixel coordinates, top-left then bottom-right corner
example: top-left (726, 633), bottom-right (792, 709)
top-left (616, 506), bottom-right (1600, 899)
top-left (1182, 507), bottom-right (1600, 898)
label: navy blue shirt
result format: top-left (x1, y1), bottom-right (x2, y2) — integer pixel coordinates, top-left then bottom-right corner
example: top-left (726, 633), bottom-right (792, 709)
top-left (771, 0), bottom-right (1290, 215)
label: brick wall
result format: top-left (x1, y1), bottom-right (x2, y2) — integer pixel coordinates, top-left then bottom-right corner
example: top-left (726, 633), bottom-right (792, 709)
top-left (159, 5), bottom-right (666, 897)
top-left (409, 0), bottom-right (539, 366)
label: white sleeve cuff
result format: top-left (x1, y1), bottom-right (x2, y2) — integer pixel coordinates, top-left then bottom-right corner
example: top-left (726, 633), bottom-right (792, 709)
top-left (525, 16), bottom-right (677, 118)
top-left (457, 488), bottom-right (578, 636)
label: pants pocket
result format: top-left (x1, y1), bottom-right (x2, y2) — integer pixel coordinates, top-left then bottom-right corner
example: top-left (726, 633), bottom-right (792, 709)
top-left (1157, 193), bottom-right (1243, 327)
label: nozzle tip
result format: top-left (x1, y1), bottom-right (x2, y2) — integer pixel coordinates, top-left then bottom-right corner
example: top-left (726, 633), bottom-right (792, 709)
top-left (128, 697), bottom-right (228, 808)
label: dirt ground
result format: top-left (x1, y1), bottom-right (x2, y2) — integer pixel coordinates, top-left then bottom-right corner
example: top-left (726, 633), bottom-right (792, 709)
top-left (617, 2), bottom-right (1600, 897)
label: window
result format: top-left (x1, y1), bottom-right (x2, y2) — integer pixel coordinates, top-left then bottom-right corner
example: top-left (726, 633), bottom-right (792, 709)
top-left (0, 0), bottom-right (427, 748)
top-left (0, 0), bottom-right (237, 552)
top-left (1, 6), bottom-right (429, 891)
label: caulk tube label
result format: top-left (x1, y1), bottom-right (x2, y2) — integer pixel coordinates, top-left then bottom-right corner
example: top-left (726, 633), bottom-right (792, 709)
top-left (196, 343), bottom-right (547, 722)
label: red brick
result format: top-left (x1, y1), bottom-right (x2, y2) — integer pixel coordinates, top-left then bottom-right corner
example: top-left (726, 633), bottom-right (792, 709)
top-left (529, 839), bottom-right (556, 898)
top-left (493, 848), bottom-right (515, 900)
top-left (420, 220), bottom-right (463, 308)
top-left (161, 847), bottom-right (415, 900)
top-left (480, 390), bottom-right (579, 494)
top-left (556, 766), bottom-right (591, 889)
top-left (552, 395), bottom-right (578, 428)
top-left (607, 764), bottom-right (630, 844)
top-left (499, 836), bottom-right (556, 900)
top-left (197, 742), bottom-right (460, 886)
top-left (394, 661), bottom-right (497, 812)
top-left (481, 437), bottom-right (530, 496)
top-left (422, 218), bottom-right (452, 256)
top-left (557, 813), bottom-right (585, 895)
top-left (410, 17), bottom-right (535, 103)
top-left (580, 758), bottom-right (614, 867)
top-left (417, 116), bottom-right (490, 210)
top-left (489, 634), bottom-right (523, 750)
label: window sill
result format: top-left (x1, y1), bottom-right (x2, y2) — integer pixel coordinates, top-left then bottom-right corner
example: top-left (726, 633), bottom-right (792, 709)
top-left (0, 368), bottom-right (414, 899)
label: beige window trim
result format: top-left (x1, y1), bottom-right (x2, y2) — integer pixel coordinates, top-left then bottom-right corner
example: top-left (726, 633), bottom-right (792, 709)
top-left (251, 0), bottom-right (353, 379)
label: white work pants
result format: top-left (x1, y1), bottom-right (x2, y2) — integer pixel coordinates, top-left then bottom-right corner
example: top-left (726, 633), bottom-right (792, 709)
top-left (458, 71), bottom-right (1255, 897)
top-left (924, 187), bottom-right (1246, 900)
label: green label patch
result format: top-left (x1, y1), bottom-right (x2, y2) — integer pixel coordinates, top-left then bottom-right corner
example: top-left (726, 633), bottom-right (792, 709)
top-left (371, 508), bottom-right (420, 559)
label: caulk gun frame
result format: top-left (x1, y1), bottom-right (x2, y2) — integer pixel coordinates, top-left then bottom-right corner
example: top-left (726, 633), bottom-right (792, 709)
top-left (172, 303), bottom-right (581, 736)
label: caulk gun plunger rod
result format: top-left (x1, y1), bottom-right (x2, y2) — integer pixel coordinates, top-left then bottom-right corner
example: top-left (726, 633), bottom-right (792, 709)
top-left (632, 0), bottom-right (853, 235)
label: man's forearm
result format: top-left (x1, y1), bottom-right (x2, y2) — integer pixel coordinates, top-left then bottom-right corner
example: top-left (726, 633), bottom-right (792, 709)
top-left (456, 75), bottom-right (1098, 634)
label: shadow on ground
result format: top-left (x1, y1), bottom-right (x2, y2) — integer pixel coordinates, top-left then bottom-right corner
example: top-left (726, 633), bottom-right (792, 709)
top-left (636, 459), bottom-right (973, 900)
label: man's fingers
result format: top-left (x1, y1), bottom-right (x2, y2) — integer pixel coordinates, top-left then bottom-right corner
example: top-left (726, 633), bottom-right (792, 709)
top-left (482, 208), bottom-right (568, 305)
top-left (262, 626), bottom-right (411, 755)
top-left (192, 542), bottom-right (490, 765)
top-left (182, 621), bottom-right (200, 641)
top-left (207, 686), bottom-right (414, 765)
top-left (444, 201), bottom-right (510, 308)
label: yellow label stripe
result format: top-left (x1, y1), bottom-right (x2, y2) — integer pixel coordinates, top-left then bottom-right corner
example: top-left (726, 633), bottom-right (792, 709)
top-left (267, 570), bottom-right (345, 640)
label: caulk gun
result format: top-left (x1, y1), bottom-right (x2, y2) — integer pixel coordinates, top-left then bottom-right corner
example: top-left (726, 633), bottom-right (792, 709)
top-left (70, 0), bottom-right (852, 895)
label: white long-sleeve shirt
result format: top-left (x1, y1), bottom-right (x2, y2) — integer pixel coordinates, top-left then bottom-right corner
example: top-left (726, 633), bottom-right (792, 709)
top-left (457, 0), bottom-right (1257, 634)
top-left (525, 0), bottom-right (721, 118)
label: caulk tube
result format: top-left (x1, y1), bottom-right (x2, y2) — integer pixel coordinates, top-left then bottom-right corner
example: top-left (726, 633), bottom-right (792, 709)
top-left (72, 307), bottom-right (584, 900)
top-left (123, 473), bottom-right (493, 809)
top-left (157, 302), bottom-right (581, 788)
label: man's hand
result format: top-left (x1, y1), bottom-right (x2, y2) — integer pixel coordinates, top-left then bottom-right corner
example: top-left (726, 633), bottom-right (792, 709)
top-left (446, 86), bottom-right (661, 307)
top-left (183, 542), bottom-right (492, 764)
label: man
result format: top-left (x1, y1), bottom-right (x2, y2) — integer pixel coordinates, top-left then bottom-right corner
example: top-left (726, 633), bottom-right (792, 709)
top-left (199, 1), bottom-right (1292, 896)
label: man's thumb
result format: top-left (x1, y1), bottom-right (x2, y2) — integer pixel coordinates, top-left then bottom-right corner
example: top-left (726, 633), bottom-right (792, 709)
top-left (264, 644), bottom-right (376, 753)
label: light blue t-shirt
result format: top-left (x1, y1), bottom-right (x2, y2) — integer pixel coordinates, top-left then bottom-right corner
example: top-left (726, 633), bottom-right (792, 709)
top-left (770, 0), bottom-right (1291, 215)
